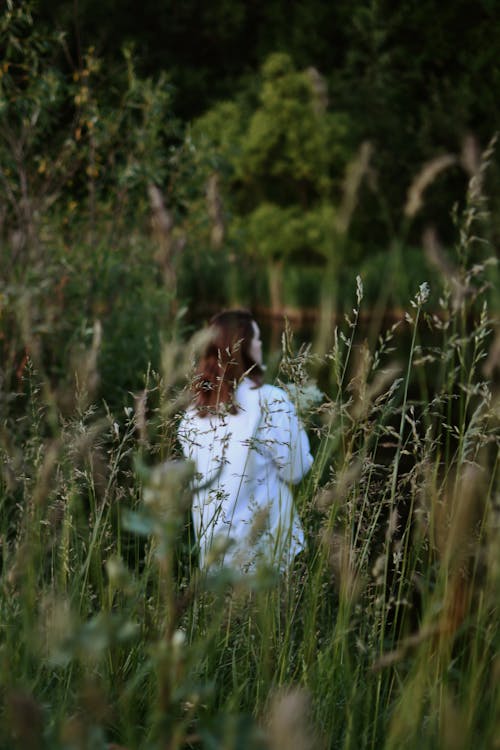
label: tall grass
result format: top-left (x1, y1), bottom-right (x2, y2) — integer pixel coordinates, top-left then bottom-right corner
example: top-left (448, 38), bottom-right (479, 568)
top-left (0, 173), bottom-right (499, 749)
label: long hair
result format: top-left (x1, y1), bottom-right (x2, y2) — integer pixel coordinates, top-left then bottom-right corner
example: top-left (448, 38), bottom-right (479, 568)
top-left (194, 309), bottom-right (263, 416)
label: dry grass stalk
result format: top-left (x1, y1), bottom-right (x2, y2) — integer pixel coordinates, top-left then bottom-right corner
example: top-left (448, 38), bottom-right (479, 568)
top-left (305, 66), bottom-right (329, 114)
top-left (206, 171), bottom-right (225, 248)
top-left (371, 623), bottom-right (441, 671)
top-left (460, 133), bottom-right (481, 177)
top-left (465, 132), bottom-right (498, 205)
top-left (438, 464), bottom-right (486, 571)
top-left (322, 529), bottom-right (363, 602)
top-left (423, 226), bottom-right (467, 311)
top-left (31, 438), bottom-right (61, 507)
top-left (134, 388), bottom-right (148, 447)
top-left (73, 319), bottom-right (102, 410)
top-left (404, 154), bottom-right (457, 218)
top-left (148, 183), bottom-right (185, 300)
top-left (347, 340), bottom-right (371, 420)
top-left (337, 141), bottom-right (373, 234)
top-left (417, 463), bottom-right (490, 639)
top-left (313, 455), bottom-right (362, 515)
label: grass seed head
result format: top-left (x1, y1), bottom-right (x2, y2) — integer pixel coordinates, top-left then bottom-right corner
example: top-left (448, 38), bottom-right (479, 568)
top-left (405, 154), bottom-right (457, 218)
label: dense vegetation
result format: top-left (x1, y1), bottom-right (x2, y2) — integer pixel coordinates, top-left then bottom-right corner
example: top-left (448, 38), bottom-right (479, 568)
top-left (0, 2), bottom-right (499, 749)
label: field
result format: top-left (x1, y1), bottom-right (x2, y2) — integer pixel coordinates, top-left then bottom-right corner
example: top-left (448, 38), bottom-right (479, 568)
top-left (1, 5), bottom-right (499, 748)
top-left (1, 171), bottom-right (499, 748)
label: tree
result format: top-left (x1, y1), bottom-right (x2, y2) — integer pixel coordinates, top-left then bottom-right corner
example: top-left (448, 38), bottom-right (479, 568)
top-left (0, 3), bottom-right (182, 407)
top-left (186, 53), bottom-right (354, 314)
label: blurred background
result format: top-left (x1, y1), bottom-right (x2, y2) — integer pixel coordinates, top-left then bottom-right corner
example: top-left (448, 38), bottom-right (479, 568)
top-left (1, 0), bottom-right (499, 405)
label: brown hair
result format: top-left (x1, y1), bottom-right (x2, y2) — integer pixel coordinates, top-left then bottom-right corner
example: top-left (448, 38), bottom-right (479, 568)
top-left (194, 309), bottom-right (263, 415)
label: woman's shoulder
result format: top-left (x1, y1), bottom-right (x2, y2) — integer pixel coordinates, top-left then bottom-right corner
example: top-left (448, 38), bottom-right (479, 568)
top-left (235, 379), bottom-right (287, 411)
top-left (258, 383), bottom-right (294, 410)
top-left (260, 382), bottom-right (287, 398)
top-left (238, 379), bottom-right (285, 401)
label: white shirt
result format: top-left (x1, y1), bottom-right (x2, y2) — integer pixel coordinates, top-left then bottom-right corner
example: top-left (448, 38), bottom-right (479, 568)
top-left (178, 378), bottom-right (313, 570)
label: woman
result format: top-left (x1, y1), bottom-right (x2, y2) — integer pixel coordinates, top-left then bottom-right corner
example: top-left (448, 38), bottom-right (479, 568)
top-left (178, 310), bottom-right (313, 571)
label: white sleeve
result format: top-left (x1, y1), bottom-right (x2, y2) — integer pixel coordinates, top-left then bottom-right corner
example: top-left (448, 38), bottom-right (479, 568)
top-left (258, 388), bottom-right (313, 485)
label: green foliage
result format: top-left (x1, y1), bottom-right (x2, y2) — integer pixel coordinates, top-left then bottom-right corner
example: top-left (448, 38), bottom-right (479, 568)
top-left (239, 54), bottom-right (340, 197)
top-left (236, 202), bottom-right (338, 264)
top-left (34, 0), bottom-right (500, 234)
top-left (0, 2), bottom-right (179, 258)
top-left (0, 3), bottom-right (184, 410)
top-left (189, 100), bottom-right (245, 174)
top-left (179, 53), bottom-right (356, 311)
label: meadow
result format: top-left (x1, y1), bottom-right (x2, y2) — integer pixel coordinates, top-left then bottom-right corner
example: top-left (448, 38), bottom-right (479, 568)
top-left (1, 6), bottom-right (499, 747)
top-left (1, 160), bottom-right (499, 748)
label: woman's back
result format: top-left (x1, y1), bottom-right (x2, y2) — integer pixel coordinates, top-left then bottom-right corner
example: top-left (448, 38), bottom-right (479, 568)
top-left (178, 377), bottom-right (313, 570)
